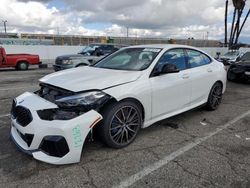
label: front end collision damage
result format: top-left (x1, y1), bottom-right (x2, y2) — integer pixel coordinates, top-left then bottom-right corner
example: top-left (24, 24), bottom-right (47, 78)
top-left (10, 89), bottom-right (116, 165)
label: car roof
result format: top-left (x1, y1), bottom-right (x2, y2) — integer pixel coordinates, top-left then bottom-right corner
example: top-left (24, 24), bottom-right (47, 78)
top-left (125, 44), bottom-right (204, 51)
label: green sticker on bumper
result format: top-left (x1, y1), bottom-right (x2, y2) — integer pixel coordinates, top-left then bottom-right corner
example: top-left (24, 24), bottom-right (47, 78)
top-left (72, 125), bottom-right (83, 148)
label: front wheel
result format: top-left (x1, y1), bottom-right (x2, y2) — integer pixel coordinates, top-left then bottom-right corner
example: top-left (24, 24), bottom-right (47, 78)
top-left (100, 101), bottom-right (142, 149)
top-left (206, 82), bottom-right (223, 111)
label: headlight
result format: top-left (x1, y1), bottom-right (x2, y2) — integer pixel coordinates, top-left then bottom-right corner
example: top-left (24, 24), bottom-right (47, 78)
top-left (55, 91), bottom-right (110, 109)
top-left (62, 60), bottom-right (74, 65)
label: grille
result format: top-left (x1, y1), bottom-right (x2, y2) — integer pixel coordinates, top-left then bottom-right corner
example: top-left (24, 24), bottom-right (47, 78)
top-left (14, 106), bottom-right (33, 127)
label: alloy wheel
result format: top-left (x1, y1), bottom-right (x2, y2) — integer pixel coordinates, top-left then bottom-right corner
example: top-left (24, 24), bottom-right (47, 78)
top-left (109, 106), bottom-right (141, 145)
top-left (210, 84), bottom-right (222, 109)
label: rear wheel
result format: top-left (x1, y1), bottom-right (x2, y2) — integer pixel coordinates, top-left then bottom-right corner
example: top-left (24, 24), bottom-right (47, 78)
top-left (206, 82), bottom-right (223, 111)
top-left (100, 101), bottom-right (142, 148)
top-left (17, 61), bottom-right (29, 70)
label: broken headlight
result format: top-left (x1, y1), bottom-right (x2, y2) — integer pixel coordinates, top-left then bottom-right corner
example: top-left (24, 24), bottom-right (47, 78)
top-left (55, 91), bottom-right (111, 110)
top-left (37, 91), bottom-right (111, 121)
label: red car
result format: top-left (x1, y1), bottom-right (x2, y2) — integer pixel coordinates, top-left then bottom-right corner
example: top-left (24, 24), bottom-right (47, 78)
top-left (0, 47), bottom-right (41, 70)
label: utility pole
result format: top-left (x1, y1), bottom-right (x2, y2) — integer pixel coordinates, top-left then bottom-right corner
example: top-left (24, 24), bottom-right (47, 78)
top-left (2, 20), bottom-right (7, 33)
top-left (225, 0), bottom-right (228, 46)
top-left (126, 27), bottom-right (129, 45)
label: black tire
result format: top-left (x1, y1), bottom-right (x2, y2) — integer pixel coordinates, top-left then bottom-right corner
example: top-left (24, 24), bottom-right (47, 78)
top-left (17, 61), bottom-right (29, 70)
top-left (99, 101), bottom-right (142, 149)
top-left (39, 64), bottom-right (48, 69)
top-left (227, 70), bottom-right (236, 81)
top-left (206, 82), bottom-right (223, 111)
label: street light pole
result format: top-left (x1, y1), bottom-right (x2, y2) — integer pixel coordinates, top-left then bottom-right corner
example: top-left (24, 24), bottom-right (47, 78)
top-left (2, 20), bottom-right (7, 33)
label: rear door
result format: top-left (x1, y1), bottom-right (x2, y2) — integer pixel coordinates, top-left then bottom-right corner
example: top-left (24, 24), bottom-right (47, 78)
top-left (185, 49), bottom-right (215, 105)
top-left (150, 48), bottom-right (191, 118)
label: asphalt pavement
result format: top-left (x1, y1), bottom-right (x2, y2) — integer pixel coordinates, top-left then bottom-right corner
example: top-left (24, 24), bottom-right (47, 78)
top-left (0, 67), bottom-right (250, 188)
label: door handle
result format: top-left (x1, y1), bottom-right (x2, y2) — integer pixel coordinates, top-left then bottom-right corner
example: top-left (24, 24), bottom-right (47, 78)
top-left (207, 68), bottom-right (213, 73)
top-left (182, 74), bottom-right (189, 79)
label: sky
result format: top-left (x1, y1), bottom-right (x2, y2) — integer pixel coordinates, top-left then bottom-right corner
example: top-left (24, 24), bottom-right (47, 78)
top-left (0, 0), bottom-right (250, 41)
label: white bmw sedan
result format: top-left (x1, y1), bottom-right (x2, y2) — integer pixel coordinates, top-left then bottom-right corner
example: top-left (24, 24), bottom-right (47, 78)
top-left (10, 45), bottom-right (227, 165)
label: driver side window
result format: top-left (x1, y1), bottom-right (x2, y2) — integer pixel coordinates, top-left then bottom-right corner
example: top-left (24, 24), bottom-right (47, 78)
top-left (156, 49), bottom-right (187, 72)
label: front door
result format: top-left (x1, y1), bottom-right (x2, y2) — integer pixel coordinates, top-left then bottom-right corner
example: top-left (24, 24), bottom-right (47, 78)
top-left (150, 49), bottom-right (191, 119)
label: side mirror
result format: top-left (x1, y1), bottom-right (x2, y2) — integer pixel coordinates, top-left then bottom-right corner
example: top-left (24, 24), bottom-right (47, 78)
top-left (93, 48), bottom-right (104, 56)
top-left (162, 64), bottom-right (180, 74)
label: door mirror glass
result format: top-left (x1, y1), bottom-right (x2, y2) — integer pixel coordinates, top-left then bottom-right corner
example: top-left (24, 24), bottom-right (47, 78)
top-left (162, 63), bottom-right (180, 74)
top-left (93, 48), bottom-right (104, 56)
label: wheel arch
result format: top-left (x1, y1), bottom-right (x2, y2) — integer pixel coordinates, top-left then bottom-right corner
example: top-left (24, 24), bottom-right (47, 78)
top-left (215, 80), bottom-right (224, 91)
top-left (98, 96), bottom-right (145, 122)
top-left (206, 80), bottom-right (224, 102)
top-left (16, 60), bottom-right (29, 66)
top-left (118, 97), bottom-right (145, 122)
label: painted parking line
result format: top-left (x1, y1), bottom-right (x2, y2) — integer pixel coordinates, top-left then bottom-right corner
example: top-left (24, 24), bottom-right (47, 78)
top-left (0, 114), bottom-right (10, 118)
top-left (114, 110), bottom-right (250, 188)
top-left (0, 86), bottom-right (37, 91)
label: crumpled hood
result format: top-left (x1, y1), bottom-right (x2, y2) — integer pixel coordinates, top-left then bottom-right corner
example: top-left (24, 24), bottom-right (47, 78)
top-left (40, 66), bottom-right (142, 92)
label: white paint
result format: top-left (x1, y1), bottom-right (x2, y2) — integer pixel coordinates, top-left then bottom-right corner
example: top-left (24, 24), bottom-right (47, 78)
top-left (235, 134), bottom-right (241, 139)
top-left (11, 92), bottom-right (103, 165)
top-left (115, 110), bottom-right (250, 188)
top-left (2, 45), bottom-right (83, 61)
top-left (2, 45), bottom-right (250, 63)
top-left (0, 114), bottom-right (10, 118)
top-left (0, 86), bottom-right (38, 91)
top-left (200, 121), bottom-right (207, 126)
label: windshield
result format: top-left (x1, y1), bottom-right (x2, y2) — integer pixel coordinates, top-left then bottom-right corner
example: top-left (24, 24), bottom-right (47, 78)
top-left (240, 52), bottom-right (250, 62)
top-left (94, 48), bottom-right (161, 71)
top-left (79, 44), bottom-right (100, 54)
top-left (223, 51), bottom-right (239, 58)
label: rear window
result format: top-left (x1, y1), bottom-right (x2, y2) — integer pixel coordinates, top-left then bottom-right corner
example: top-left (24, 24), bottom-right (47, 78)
top-left (187, 50), bottom-right (211, 68)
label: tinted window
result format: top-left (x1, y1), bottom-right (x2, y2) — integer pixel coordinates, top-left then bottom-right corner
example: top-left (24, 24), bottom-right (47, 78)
top-left (157, 49), bottom-right (187, 71)
top-left (202, 54), bottom-right (211, 64)
top-left (187, 50), bottom-right (211, 68)
top-left (241, 52), bottom-right (250, 61)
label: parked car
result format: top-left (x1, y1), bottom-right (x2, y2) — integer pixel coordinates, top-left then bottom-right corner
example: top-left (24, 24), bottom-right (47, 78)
top-left (10, 45), bottom-right (227, 165)
top-left (53, 43), bottom-right (126, 71)
top-left (218, 50), bottom-right (244, 65)
top-left (227, 51), bottom-right (250, 83)
top-left (0, 47), bottom-right (41, 70)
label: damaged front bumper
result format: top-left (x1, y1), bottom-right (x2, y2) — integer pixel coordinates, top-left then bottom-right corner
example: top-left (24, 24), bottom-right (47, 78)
top-left (10, 92), bottom-right (102, 165)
